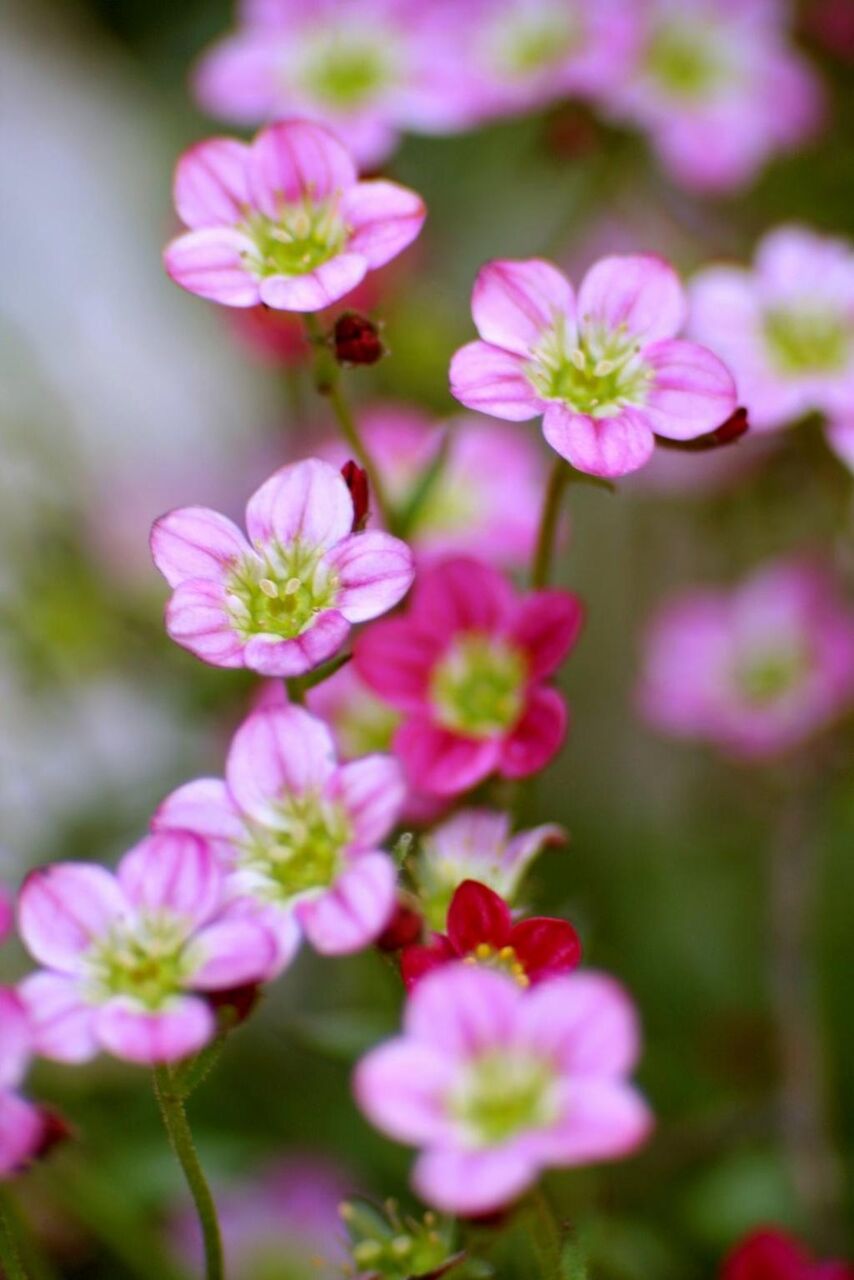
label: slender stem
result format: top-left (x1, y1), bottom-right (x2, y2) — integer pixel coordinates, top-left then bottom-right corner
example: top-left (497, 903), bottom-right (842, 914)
top-left (531, 456), bottom-right (571, 589)
top-left (303, 315), bottom-right (395, 530)
top-left (526, 1187), bottom-right (564, 1279)
top-left (0, 1189), bottom-right (29, 1280)
top-left (153, 1066), bottom-right (224, 1280)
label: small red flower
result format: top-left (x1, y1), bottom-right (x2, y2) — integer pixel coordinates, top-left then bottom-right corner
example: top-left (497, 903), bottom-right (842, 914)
top-left (376, 898), bottom-right (424, 952)
top-left (722, 1229), bottom-right (854, 1280)
top-left (333, 312), bottom-right (385, 366)
top-left (400, 879), bottom-right (581, 992)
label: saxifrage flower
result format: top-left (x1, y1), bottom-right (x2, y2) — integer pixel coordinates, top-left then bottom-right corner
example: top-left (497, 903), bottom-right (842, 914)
top-left (722, 1228), bottom-right (854, 1280)
top-left (0, 988), bottom-right (49, 1179)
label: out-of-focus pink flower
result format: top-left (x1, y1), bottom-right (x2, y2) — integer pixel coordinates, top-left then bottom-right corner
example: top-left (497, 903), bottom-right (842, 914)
top-left (154, 705), bottom-right (403, 957)
top-left (722, 1227), bottom-right (854, 1280)
top-left (638, 559), bottom-right (854, 760)
top-left (606, 0), bottom-right (823, 192)
top-left (0, 886), bottom-right (14, 946)
top-left (826, 419), bottom-right (854, 472)
top-left (0, 988), bottom-right (47, 1179)
top-left (164, 120), bottom-right (425, 311)
top-left (689, 227), bottom-right (854, 454)
top-left (414, 808), bottom-right (566, 929)
top-left (450, 256), bottom-right (736, 478)
top-left (318, 404), bottom-right (550, 567)
top-left (173, 1155), bottom-right (351, 1279)
top-left (354, 966), bottom-right (652, 1216)
top-left (354, 557), bottom-right (583, 796)
top-left (151, 457), bottom-right (414, 677)
top-left (17, 834), bottom-right (278, 1066)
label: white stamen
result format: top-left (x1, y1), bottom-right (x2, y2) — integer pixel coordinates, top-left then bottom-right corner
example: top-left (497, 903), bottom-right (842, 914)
top-left (259, 578), bottom-right (279, 598)
top-left (594, 359), bottom-right (615, 376)
top-left (570, 347), bottom-right (586, 370)
top-left (284, 577), bottom-right (302, 596)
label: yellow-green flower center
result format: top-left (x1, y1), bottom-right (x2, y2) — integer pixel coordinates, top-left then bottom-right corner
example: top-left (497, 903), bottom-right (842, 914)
top-left (450, 1049), bottom-right (558, 1146)
top-left (227, 541), bottom-right (339, 640)
top-left (300, 34), bottom-right (393, 108)
top-left (87, 915), bottom-right (190, 1010)
top-left (490, 9), bottom-right (580, 79)
top-left (734, 645), bottom-right (810, 705)
top-left (764, 306), bottom-right (849, 376)
top-left (646, 23), bottom-right (725, 98)
top-left (239, 791), bottom-right (350, 905)
top-left (431, 635), bottom-right (526, 738)
top-left (530, 318), bottom-right (652, 418)
top-left (244, 198), bottom-right (347, 278)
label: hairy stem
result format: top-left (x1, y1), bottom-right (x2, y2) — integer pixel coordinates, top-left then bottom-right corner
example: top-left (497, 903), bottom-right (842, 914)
top-left (527, 1186), bottom-right (564, 1279)
top-left (531, 457), bottom-right (571, 589)
top-left (0, 1189), bottom-right (29, 1280)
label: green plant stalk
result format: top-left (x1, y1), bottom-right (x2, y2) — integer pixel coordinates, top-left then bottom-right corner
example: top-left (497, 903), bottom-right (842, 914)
top-left (0, 1189), bottom-right (30, 1280)
top-left (527, 1187), bottom-right (565, 1279)
top-left (531, 456), bottom-right (571, 590)
top-left (153, 1066), bottom-right (223, 1280)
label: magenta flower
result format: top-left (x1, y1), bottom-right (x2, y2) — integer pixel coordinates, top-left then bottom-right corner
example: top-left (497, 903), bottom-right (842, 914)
top-left (689, 226), bottom-right (854, 443)
top-left (722, 1228), bottom-right (854, 1280)
top-left (17, 833), bottom-right (278, 1066)
top-left (638, 559), bottom-right (854, 760)
top-left (354, 966), bottom-right (652, 1216)
top-left (0, 988), bottom-right (47, 1179)
top-left (353, 557), bottom-right (583, 795)
top-left (164, 119), bottom-right (425, 310)
top-left (151, 457), bottom-right (414, 676)
top-left (154, 705), bottom-right (403, 956)
top-left (450, 256), bottom-right (737, 478)
top-left (606, 0), bottom-right (822, 192)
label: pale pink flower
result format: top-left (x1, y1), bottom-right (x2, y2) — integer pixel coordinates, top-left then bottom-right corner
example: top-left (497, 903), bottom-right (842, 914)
top-left (689, 227), bottom-right (854, 450)
top-left (638, 559), bottom-right (854, 760)
top-left (154, 705), bottom-right (403, 956)
top-left (17, 834), bottom-right (279, 1066)
top-left (164, 119), bottom-right (425, 310)
top-left (0, 988), bottom-right (47, 1179)
top-left (353, 557), bottom-right (583, 796)
top-left (450, 256), bottom-right (736, 479)
top-left (0, 885), bottom-right (13, 946)
top-left (606, 0), bottom-right (823, 192)
top-left (151, 457), bottom-right (414, 676)
top-left (354, 966), bottom-right (652, 1216)
top-left (826, 419), bottom-right (854, 472)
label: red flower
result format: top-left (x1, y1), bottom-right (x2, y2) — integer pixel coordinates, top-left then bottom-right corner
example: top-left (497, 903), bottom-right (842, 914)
top-left (400, 879), bottom-right (581, 992)
top-left (722, 1230), bottom-right (853, 1280)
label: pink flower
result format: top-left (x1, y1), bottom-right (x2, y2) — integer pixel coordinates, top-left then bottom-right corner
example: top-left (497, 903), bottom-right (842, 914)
top-left (353, 557), bottom-right (584, 795)
top-left (151, 457), bottom-right (414, 676)
top-left (606, 0), bottom-right (823, 192)
top-left (450, 255), bottom-right (737, 478)
top-left (354, 966), bottom-right (652, 1216)
top-left (317, 404), bottom-right (550, 568)
top-left (689, 226), bottom-right (854, 447)
top-left (154, 705), bottom-right (403, 956)
top-left (826, 418), bottom-right (854, 473)
top-left (0, 885), bottom-right (13, 946)
top-left (17, 833), bottom-right (278, 1066)
top-left (164, 119), bottom-right (425, 310)
top-left (638, 559), bottom-right (854, 760)
top-left (721, 1228), bottom-right (854, 1280)
top-left (0, 988), bottom-right (47, 1179)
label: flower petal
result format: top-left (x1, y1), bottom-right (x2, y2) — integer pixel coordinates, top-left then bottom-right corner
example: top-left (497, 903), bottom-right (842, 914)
top-left (508, 590), bottom-right (584, 680)
top-left (413, 1146), bottom-right (538, 1217)
top-left (188, 918), bottom-right (279, 988)
top-left (518, 972), bottom-right (642, 1076)
top-left (245, 458), bottom-right (354, 552)
top-left (510, 917), bottom-right (582, 982)
top-left (395, 719), bottom-right (501, 797)
top-left (163, 228), bottom-right (261, 307)
top-left (324, 531), bottom-right (414, 623)
top-left (258, 254), bottom-right (368, 312)
top-left (540, 1079), bottom-right (652, 1165)
top-left (17, 973), bottom-right (98, 1065)
top-left (446, 881), bottom-right (511, 954)
top-left (118, 833), bottom-right (224, 931)
top-left (409, 556), bottom-right (514, 636)
top-left (173, 137), bottom-right (251, 230)
top-left (243, 612), bottom-right (350, 676)
top-left (578, 254), bottom-right (686, 344)
top-left (18, 865), bottom-right (125, 973)
top-left (353, 619), bottom-right (440, 712)
top-left (542, 403), bottom-right (655, 478)
top-left (0, 1092), bottom-right (46, 1179)
top-left (328, 756), bottom-right (405, 849)
top-left (247, 120), bottom-right (357, 218)
top-left (297, 853), bottom-right (396, 954)
top-left (499, 686), bottom-right (567, 780)
top-left (226, 706), bottom-right (337, 821)
top-left (342, 179), bottom-right (426, 268)
top-left (404, 965), bottom-right (520, 1055)
top-left (472, 259), bottom-right (575, 357)
top-left (643, 339), bottom-right (738, 441)
top-left (165, 579), bottom-right (246, 668)
top-left (150, 507), bottom-right (252, 589)
top-left (0, 990), bottom-right (31, 1088)
top-left (96, 997), bottom-right (215, 1066)
top-left (353, 1040), bottom-right (457, 1145)
top-left (450, 341), bottom-right (541, 421)
top-left (153, 778), bottom-right (244, 846)
top-left (400, 939), bottom-right (456, 991)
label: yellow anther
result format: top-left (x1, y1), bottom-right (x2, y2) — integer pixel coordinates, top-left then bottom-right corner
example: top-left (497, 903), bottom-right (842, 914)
top-left (570, 347), bottom-right (586, 370)
top-left (462, 955), bottom-right (477, 965)
top-left (594, 359), bottom-right (615, 376)
top-left (474, 943), bottom-right (494, 960)
top-left (498, 945), bottom-right (516, 961)
top-left (259, 577), bottom-right (278, 598)
top-left (518, 973), bottom-right (531, 988)
top-left (284, 577), bottom-right (302, 595)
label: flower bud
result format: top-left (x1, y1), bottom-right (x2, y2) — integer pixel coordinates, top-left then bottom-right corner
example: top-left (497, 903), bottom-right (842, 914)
top-left (657, 407), bottom-right (749, 452)
top-left (376, 898), bottom-right (424, 952)
top-left (333, 313), bottom-right (385, 366)
top-left (341, 460), bottom-right (370, 531)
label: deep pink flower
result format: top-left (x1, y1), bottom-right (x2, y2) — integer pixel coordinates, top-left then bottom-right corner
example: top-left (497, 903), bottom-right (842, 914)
top-left (0, 988), bottom-right (47, 1180)
top-left (17, 834), bottom-right (278, 1066)
top-left (154, 705), bottom-right (403, 957)
top-left (0, 886), bottom-right (13, 946)
top-left (354, 966), bottom-right (652, 1216)
top-left (151, 457), bottom-right (414, 676)
top-left (689, 227), bottom-right (854, 450)
top-left (638, 559), bottom-right (854, 760)
top-left (606, 0), bottom-right (823, 192)
top-left (722, 1228), bottom-right (853, 1280)
top-left (164, 119), bottom-right (425, 310)
top-left (353, 557), bottom-right (584, 796)
top-left (450, 256), bottom-right (737, 478)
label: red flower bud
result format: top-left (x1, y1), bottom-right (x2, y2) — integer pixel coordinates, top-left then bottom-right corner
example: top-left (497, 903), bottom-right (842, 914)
top-left (341, 460), bottom-right (370, 531)
top-left (207, 984), bottom-right (261, 1026)
top-left (333, 312), bottom-right (384, 366)
top-left (376, 899), bottom-right (424, 952)
top-left (657, 407), bottom-right (749, 452)
top-left (35, 1108), bottom-right (73, 1163)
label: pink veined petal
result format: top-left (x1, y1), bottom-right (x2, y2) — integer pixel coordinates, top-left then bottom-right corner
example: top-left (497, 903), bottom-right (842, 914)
top-left (353, 1041), bottom-right (458, 1146)
top-left (577, 254), bottom-right (686, 344)
top-left (153, 778), bottom-right (245, 846)
top-left (0, 990), bottom-right (31, 1089)
top-left (187, 918), bottom-right (280, 988)
top-left (165, 579), bottom-right (246, 669)
top-left (150, 507), bottom-right (252, 589)
top-left (297, 853), bottom-right (397, 954)
top-left (163, 228), bottom-right (261, 307)
top-left (340, 180), bottom-right (426, 268)
top-left (517, 972), bottom-right (642, 1076)
top-left (226, 705), bottom-right (338, 822)
top-left (95, 997), bottom-right (215, 1066)
top-left (539, 1079), bottom-right (653, 1165)
top-left (247, 120), bottom-right (357, 218)
top-left (394, 719), bottom-right (502, 797)
top-left (450, 341), bottom-right (542, 421)
top-left (118, 832), bottom-right (224, 932)
top-left (404, 966), bottom-right (520, 1056)
top-left (410, 556), bottom-right (515, 635)
top-left (173, 137), bottom-right (251, 230)
top-left (352, 618), bottom-right (440, 712)
top-left (245, 458), bottom-right (354, 552)
top-left (193, 31), bottom-right (284, 124)
top-left (18, 865), bottom-right (126, 974)
top-left (328, 755), bottom-right (406, 849)
top-left (258, 254), bottom-right (369, 312)
top-left (17, 972), bottom-right (98, 1065)
top-left (413, 1146), bottom-right (539, 1217)
top-left (643, 340), bottom-right (738, 441)
top-left (508, 590), bottom-right (584, 680)
top-left (324, 531), bottom-right (415, 623)
top-left (243, 611), bottom-right (350, 677)
top-left (0, 1092), bottom-right (46, 1180)
top-left (471, 259), bottom-right (576, 357)
top-left (499, 686), bottom-right (567, 780)
top-left (542, 403), bottom-right (656, 478)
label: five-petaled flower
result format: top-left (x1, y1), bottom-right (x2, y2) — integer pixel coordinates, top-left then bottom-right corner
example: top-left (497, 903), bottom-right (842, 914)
top-left (17, 834), bottom-right (279, 1066)
top-left (164, 119), bottom-right (425, 311)
top-left (354, 556), bottom-right (583, 795)
top-left (154, 705), bottom-right (404, 957)
top-left (400, 879), bottom-right (581, 992)
top-left (721, 1228), bottom-right (854, 1280)
top-left (151, 457), bottom-right (414, 676)
top-left (354, 965), bottom-right (652, 1216)
top-left (451, 255), bottom-right (737, 478)
top-left (0, 988), bottom-right (49, 1179)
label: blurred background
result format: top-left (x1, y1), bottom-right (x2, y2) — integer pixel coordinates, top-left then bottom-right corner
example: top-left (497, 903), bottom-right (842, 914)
top-left (1, 0), bottom-right (852, 1276)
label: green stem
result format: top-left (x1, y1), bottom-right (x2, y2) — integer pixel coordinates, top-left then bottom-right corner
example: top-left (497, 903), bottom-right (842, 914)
top-left (0, 1189), bottom-right (29, 1280)
top-left (527, 1187), bottom-right (564, 1279)
top-left (531, 456), bottom-right (571, 589)
top-left (153, 1066), bottom-right (223, 1280)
